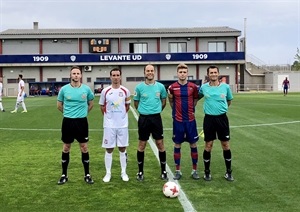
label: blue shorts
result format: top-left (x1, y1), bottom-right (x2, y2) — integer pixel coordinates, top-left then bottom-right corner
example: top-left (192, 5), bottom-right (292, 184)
top-left (172, 119), bottom-right (198, 144)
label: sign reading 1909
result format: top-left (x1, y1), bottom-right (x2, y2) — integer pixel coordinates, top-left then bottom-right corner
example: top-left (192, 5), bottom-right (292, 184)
top-left (33, 56), bottom-right (49, 62)
top-left (192, 54), bottom-right (208, 60)
top-left (0, 52), bottom-right (245, 64)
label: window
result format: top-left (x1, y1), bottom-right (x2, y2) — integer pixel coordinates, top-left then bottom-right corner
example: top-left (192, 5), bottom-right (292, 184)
top-left (24, 78), bottom-right (35, 83)
top-left (87, 77), bottom-right (92, 83)
top-left (208, 42), bottom-right (226, 52)
top-left (169, 42), bottom-right (187, 53)
top-left (96, 77), bottom-right (110, 82)
top-left (47, 78), bottom-right (56, 82)
top-left (174, 76), bottom-right (193, 80)
top-left (62, 78), bottom-right (70, 82)
top-left (7, 79), bottom-right (18, 83)
top-left (126, 77), bottom-right (144, 82)
top-left (7, 78), bottom-right (35, 83)
top-left (129, 43), bottom-right (148, 53)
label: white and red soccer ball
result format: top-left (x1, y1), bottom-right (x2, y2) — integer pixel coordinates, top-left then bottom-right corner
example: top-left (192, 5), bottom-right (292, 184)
top-left (163, 181), bottom-right (180, 198)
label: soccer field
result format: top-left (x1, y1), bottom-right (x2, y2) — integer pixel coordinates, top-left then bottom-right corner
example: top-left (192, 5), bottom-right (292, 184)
top-left (0, 92), bottom-right (300, 212)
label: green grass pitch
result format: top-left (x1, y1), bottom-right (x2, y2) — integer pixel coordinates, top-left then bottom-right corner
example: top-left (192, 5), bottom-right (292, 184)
top-left (0, 92), bottom-right (299, 211)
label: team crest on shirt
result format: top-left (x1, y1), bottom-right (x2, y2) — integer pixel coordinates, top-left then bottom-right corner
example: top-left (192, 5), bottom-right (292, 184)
top-left (81, 94), bottom-right (87, 99)
top-left (220, 94), bottom-right (225, 98)
top-left (119, 92), bottom-right (124, 97)
top-left (156, 92), bottom-right (160, 97)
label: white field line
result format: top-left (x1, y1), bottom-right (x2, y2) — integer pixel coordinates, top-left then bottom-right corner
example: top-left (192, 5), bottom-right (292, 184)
top-left (129, 106), bottom-right (196, 212)
top-left (1, 120), bottom-right (299, 131)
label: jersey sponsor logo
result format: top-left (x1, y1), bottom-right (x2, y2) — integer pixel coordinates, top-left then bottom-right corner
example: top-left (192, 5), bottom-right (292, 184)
top-left (111, 98), bottom-right (123, 109)
top-left (119, 92), bottom-right (124, 97)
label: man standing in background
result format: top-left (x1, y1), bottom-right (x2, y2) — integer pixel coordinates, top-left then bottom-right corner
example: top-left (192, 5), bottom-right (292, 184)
top-left (0, 77), bottom-right (5, 112)
top-left (282, 77), bottom-right (290, 96)
top-left (11, 74), bottom-right (27, 113)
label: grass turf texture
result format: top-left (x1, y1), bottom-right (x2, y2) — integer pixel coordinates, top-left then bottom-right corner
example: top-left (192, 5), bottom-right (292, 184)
top-left (0, 92), bottom-right (299, 211)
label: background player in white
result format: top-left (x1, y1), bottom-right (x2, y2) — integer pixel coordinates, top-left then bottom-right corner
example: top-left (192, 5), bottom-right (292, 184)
top-left (99, 68), bottom-right (131, 182)
top-left (11, 74), bottom-right (27, 113)
top-left (0, 77), bottom-right (5, 112)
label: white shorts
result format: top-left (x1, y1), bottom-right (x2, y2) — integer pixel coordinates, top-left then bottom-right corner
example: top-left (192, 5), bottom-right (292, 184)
top-left (102, 128), bottom-right (129, 149)
top-left (17, 93), bottom-right (25, 102)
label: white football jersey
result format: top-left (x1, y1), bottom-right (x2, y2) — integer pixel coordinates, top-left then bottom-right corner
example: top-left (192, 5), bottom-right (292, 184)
top-left (99, 85), bottom-right (131, 128)
top-left (0, 82), bottom-right (3, 97)
top-left (18, 79), bottom-right (25, 94)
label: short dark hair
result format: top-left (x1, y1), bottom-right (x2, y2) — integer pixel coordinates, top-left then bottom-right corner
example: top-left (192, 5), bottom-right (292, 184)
top-left (110, 68), bottom-right (122, 76)
top-left (207, 65), bottom-right (219, 75)
top-left (19, 74), bottom-right (23, 79)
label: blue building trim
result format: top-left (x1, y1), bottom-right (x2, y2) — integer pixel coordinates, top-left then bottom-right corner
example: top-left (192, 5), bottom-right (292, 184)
top-left (0, 52), bottom-right (245, 64)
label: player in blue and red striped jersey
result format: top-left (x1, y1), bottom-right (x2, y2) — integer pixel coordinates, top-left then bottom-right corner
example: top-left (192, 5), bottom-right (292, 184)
top-left (282, 77), bottom-right (290, 96)
top-left (168, 63), bottom-right (200, 180)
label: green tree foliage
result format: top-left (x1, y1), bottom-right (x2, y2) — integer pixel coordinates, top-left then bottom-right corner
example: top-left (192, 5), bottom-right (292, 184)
top-left (292, 48), bottom-right (300, 71)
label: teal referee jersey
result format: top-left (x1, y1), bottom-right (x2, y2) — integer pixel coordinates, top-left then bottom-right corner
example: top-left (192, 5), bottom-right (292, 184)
top-left (133, 82), bottom-right (167, 115)
top-left (57, 84), bottom-right (94, 118)
top-left (199, 83), bottom-right (233, 115)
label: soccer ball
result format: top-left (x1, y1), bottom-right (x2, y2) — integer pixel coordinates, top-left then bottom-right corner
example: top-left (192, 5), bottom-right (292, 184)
top-left (163, 181), bottom-right (180, 198)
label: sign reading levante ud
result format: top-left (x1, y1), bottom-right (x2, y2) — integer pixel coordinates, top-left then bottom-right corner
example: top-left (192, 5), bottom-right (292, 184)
top-left (99, 54), bottom-right (143, 61)
top-left (0, 52), bottom-right (245, 63)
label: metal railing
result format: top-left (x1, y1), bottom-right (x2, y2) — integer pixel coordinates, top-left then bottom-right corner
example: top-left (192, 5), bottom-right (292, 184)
top-left (238, 84), bottom-right (277, 92)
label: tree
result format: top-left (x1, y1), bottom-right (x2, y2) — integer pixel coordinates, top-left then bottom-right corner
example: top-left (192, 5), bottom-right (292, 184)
top-left (292, 48), bottom-right (300, 71)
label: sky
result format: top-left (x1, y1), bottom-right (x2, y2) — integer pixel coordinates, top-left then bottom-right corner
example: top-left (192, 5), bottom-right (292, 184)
top-left (0, 0), bottom-right (299, 65)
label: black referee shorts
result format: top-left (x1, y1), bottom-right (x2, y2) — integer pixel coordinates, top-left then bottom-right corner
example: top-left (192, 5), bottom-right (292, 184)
top-left (138, 113), bottom-right (164, 141)
top-left (203, 113), bottom-right (230, 142)
top-left (61, 117), bottom-right (89, 144)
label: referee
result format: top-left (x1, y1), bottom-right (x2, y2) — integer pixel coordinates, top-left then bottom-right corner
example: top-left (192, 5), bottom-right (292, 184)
top-left (198, 65), bottom-right (234, 182)
top-left (57, 66), bottom-right (95, 185)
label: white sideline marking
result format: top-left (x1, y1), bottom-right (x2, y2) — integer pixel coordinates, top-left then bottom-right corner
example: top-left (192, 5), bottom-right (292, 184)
top-left (130, 106), bottom-right (196, 212)
top-left (0, 120), bottom-right (299, 132)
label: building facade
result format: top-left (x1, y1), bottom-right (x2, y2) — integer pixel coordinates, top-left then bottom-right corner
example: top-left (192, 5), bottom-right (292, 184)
top-left (0, 22), bottom-right (245, 96)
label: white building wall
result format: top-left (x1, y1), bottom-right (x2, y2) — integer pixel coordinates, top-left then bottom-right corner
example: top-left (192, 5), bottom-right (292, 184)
top-left (2, 40), bottom-right (39, 54)
top-left (43, 39), bottom-right (78, 54)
